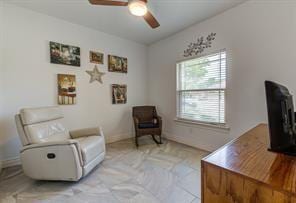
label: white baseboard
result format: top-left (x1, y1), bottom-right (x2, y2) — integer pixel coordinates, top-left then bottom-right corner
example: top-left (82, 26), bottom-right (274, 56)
top-left (163, 131), bottom-right (214, 152)
top-left (105, 132), bottom-right (133, 143)
top-left (1, 157), bottom-right (21, 168)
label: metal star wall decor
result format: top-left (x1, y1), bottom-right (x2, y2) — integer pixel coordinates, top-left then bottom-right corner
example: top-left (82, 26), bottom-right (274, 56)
top-left (86, 65), bottom-right (105, 84)
top-left (183, 33), bottom-right (216, 57)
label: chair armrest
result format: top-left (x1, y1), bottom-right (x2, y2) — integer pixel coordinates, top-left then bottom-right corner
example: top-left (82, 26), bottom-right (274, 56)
top-left (133, 117), bottom-right (140, 129)
top-left (154, 116), bottom-right (162, 122)
top-left (21, 140), bottom-right (80, 152)
top-left (20, 140), bottom-right (84, 180)
top-left (69, 127), bottom-right (103, 139)
top-left (20, 140), bottom-right (83, 166)
top-left (156, 116), bottom-right (162, 128)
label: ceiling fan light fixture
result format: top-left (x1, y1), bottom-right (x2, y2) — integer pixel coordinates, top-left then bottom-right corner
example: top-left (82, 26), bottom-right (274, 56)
top-left (128, 0), bottom-right (147, 16)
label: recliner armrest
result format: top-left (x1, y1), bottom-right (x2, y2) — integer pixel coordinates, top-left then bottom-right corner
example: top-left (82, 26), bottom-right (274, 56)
top-left (21, 139), bottom-right (80, 152)
top-left (69, 127), bottom-right (103, 139)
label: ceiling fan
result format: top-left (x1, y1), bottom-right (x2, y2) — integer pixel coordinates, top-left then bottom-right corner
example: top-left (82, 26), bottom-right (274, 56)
top-left (88, 0), bottom-right (160, 29)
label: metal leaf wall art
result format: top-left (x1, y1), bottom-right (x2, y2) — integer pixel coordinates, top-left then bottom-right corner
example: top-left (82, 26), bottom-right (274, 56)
top-left (183, 33), bottom-right (216, 57)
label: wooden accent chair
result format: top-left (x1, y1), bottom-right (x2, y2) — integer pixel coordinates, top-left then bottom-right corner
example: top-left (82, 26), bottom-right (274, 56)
top-left (132, 106), bottom-right (162, 147)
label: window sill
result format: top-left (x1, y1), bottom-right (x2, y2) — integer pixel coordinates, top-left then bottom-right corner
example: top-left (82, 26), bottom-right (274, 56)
top-left (174, 118), bottom-right (230, 131)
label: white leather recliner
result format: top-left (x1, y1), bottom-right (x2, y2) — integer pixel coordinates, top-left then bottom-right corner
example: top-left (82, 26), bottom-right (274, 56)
top-left (15, 106), bottom-right (105, 181)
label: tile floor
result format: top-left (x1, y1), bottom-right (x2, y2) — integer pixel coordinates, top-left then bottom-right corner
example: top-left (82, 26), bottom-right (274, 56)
top-left (0, 137), bottom-right (208, 203)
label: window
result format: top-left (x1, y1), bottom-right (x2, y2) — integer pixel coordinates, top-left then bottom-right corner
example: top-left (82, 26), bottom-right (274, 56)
top-left (176, 50), bottom-right (226, 125)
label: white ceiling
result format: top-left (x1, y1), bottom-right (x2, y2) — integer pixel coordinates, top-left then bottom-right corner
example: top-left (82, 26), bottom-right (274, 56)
top-left (6, 0), bottom-right (247, 44)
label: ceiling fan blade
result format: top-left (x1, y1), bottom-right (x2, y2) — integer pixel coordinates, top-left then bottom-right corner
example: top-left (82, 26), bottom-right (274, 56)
top-left (143, 11), bottom-right (160, 29)
top-left (88, 0), bottom-right (128, 6)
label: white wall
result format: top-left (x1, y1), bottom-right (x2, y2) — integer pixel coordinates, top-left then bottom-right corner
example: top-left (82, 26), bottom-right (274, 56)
top-left (148, 0), bottom-right (296, 151)
top-left (0, 4), bottom-right (148, 162)
top-left (0, 1), bottom-right (4, 169)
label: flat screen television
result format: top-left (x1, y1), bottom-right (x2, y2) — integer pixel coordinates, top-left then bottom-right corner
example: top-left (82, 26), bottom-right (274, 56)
top-left (265, 80), bottom-right (296, 155)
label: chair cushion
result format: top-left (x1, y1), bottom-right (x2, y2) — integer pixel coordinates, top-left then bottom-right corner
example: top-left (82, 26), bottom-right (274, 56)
top-left (76, 136), bottom-right (105, 165)
top-left (138, 122), bottom-right (159, 129)
top-left (24, 121), bottom-right (70, 144)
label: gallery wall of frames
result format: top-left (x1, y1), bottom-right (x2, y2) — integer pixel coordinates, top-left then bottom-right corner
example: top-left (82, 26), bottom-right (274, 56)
top-left (50, 41), bottom-right (128, 105)
top-left (1, 5), bottom-right (149, 161)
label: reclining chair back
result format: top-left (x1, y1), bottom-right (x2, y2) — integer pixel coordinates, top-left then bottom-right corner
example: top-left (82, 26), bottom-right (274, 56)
top-left (15, 106), bottom-right (70, 145)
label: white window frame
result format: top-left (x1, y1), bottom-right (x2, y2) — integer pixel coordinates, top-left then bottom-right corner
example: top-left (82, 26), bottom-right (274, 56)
top-left (175, 50), bottom-right (228, 128)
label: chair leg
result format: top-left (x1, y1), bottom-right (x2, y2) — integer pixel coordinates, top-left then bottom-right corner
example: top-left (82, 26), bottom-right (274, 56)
top-left (135, 135), bottom-right (139, 148)
top-left (152, 134), bottom-right (162, 145)
top-left (159, 134), bottom-right (163, 144)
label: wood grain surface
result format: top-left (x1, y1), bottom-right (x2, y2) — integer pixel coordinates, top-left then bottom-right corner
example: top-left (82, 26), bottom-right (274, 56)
top-left (202, 124), bottom-right (296, 203)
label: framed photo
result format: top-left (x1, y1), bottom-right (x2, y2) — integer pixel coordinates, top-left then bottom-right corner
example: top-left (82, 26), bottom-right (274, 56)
top-left (57, 74), bottom-right (76, 105)
top-left (50, 42), bottom-right (80, 67)
top-left (90, 51), bottom-right (104, 64)
top-left (112, 84), bottom-right (127, 104)
top-left (108, 55), bottom-right (127, 73)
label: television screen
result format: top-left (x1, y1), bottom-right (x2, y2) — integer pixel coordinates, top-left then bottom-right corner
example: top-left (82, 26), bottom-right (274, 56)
top-left (265, 80), bottom-right (296, 153)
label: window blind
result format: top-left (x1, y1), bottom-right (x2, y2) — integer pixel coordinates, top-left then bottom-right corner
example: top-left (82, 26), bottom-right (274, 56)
top-left (177, 51), bottom-right (226, 124)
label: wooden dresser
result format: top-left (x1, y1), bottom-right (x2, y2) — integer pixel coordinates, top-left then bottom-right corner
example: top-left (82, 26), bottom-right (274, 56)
top-left (201, 124), bottom-right (296, 203)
